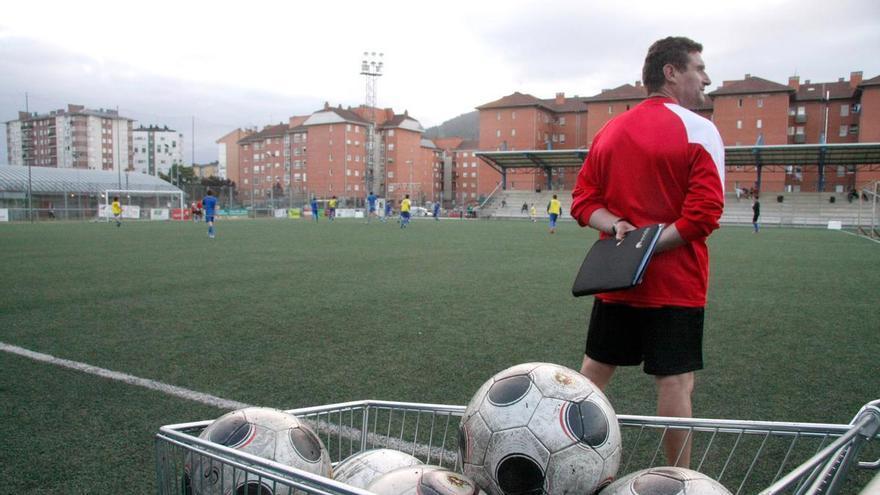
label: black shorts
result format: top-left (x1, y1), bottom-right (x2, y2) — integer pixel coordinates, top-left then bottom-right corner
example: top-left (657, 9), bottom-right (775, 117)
top-left (585, 299), bottom-right (704, 376)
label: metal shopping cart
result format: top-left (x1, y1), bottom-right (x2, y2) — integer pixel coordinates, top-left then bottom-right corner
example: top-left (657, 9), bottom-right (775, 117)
top-left (156, 399), bottom-right (880, 495)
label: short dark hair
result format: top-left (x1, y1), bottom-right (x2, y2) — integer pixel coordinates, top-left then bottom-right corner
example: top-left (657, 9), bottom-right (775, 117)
top-left (206, 189), bottom-right (213, 196)
top-left (642, 37), bottom-right (703, 93)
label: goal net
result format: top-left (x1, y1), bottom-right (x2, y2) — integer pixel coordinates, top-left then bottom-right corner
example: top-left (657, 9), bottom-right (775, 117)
top-left (100, 189), bottom-right (185, 221)
top-left (855, 181), bottom-right (879, 240)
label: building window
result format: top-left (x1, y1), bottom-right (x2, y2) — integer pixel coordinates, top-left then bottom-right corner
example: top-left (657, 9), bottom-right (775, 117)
top-left (849, 125), bottom-right (859, 135)
top-left (496, 129), bottom-right (501, 138)
top-left (559, 117), bottom-right (566, 126)
top-left (608, 105), bottom-right (613, 114)
top-left (560, 134), bottom-right (566, 143)
top-left (757, 98), bottom-right (764, 108)
top-left (388, 171), bottom-right (394, 178)
top-left (756, 119), bottom-right (762, 129)
top-left (511, 128), bottom-right (516, 137)
top-left (737, 98), bottom-right (743, 108)
top-left (840, 104), bottom-right (849, 117)
top-left (496, 111), bottom-right (501, 121)
top-left (839, 125), bottom-right (848, 137)
top-left (511, 111), bottom-right (516, 120)
top-left (736, 120), bottom-right (742, 129)
top-left (788, 126), bottom-right (795, 136)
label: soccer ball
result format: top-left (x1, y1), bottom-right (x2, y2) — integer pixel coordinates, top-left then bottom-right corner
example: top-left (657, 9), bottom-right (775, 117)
top-left (600, 467), bottom-right (732, 495)
top-left (333, 448), bottom-right (423, 489)
top-left (184, 407), bottom-right (332, 495)
top-left (367, 465), bottom-right (486, 495)
top-left (459, 362), bottom-right (621, 495)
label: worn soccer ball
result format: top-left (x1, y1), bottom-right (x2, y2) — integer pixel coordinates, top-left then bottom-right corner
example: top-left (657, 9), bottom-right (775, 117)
top-left (184, 407), bottom-right (332, 495)
top-left (367, 465), bottom-right (486, 495)
top-left (459, 362), bottom-right (621, 495)
top-left (600, 467), bottom-right (732, 495)
top-left (333, 449), bottom-right (423, 489)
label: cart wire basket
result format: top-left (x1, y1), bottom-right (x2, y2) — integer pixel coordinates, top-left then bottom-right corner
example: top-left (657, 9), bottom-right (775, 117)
top-left (156, 399), bottom-right (880, 495)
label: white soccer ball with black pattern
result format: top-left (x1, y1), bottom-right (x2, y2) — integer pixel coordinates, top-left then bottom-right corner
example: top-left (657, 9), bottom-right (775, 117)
top-left (459, 363), bottom-right (621, 495)
top-left (333, 448), bottom-right (423, 489)
top-left (184, 407), bottom-right (332, 495)
top-left (600, 467), bottom-right (732, 495)
top-left (367, 465), bottom-right (486, 495)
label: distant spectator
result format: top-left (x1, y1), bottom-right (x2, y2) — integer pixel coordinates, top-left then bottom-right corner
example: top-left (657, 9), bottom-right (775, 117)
top-left (521, 202), bottom-right (528, 213)
top-left (752, 196), bottom-right (761, 233)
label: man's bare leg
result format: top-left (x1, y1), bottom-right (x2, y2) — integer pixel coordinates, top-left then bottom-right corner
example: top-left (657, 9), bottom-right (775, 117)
top-left (580, 355), bottom-right (616, 391)
top-left (655, 372), bottom-right (695, 468)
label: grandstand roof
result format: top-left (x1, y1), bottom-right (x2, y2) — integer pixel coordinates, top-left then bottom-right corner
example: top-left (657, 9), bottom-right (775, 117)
top-left (476, 143), bottom-right (880, 170)
top-left (0, 165), bottom-right (183, 194)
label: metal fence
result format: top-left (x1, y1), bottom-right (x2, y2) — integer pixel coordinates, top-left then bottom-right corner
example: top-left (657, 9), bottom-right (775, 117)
top-left (156, 399), bottom-right (880, 495)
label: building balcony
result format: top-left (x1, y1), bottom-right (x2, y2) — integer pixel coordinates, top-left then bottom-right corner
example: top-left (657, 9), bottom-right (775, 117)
top-left (793, 134), bottom-right (806, 144)
top-left (795, 114), bottom-right (807, 124)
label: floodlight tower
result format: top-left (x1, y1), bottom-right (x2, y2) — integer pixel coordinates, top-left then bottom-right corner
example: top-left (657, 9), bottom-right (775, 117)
top-left (361, 51), bottom-right (383, 195)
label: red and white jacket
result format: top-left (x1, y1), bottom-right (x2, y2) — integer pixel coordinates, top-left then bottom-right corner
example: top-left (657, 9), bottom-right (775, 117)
top-left (571, 97), bottom-right (725, 307)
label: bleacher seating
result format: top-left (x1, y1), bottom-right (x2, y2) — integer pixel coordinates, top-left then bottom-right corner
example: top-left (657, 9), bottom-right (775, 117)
top-left (479, 190), bottom-right (867, 227)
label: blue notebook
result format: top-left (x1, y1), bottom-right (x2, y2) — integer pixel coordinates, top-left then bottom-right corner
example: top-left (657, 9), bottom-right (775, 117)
top-left (571, 224), bottom-right (664, 297)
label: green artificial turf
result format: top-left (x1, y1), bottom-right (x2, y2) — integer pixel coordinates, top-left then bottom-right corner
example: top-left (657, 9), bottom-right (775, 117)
top-left (0, 219), bottom-right (877, 493)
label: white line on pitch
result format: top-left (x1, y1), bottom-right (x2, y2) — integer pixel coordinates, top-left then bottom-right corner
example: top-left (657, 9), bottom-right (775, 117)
top-left (839, 229), bottom-right (880, 244)
top-left (0, 341), bottom-right (252, 411)
top-left (1, 341), bottom-right (460, 461)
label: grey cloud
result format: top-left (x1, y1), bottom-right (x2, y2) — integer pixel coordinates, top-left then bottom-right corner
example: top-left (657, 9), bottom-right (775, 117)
top-left (0, 37), bottom-right (323, 165)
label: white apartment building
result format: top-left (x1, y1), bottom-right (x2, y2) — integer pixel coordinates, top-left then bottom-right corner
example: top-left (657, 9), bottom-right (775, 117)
top-left (5, 104), bottom-right (133, 171)
top-left (132, 125), bottom-right (184, 176)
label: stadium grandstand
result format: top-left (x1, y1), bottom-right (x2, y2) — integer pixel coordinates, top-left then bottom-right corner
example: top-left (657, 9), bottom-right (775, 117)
top-left (475, 143), bottom-right (880, 229)
top-left (0, 165), bottom-right (183, 222)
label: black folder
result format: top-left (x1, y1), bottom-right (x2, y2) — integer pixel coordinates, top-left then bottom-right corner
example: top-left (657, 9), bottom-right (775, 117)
top-left (571, 224), bottom-right (664, 297)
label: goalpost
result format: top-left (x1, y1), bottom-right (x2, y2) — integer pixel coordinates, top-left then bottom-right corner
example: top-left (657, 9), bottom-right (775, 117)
top-left (855, 181), bottom-right (879, 240)
top-left (101, 189), bottom-right (185, 221)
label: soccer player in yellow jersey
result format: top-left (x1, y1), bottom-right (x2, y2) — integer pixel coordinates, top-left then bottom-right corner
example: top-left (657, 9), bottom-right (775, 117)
top-left (400, 194), bottom-right (411, 229)
top-left (547, 194), bottom-right (562, 234)
top-left (328, 196), bottom-right (338, 221)
top-left (111, 196), bottom-right (122, 227)
top-left (530, 204), bottom-right (537, 222)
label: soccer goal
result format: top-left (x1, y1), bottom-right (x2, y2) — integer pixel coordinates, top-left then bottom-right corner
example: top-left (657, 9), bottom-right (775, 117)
top-left (101, 189), bottom-right (185, 221)
top-left (855, 181), bottom-right (879, 240)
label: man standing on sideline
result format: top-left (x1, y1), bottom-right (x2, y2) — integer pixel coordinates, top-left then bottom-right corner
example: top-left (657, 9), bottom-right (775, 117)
top-left (400, 194), bottom-right (412, 229)
top-left (547, 194), bottom-right (562, 234)
top-left (111, 196), bottom-right (122, 227)
top-left (752, 196), bottom-right (760, 233)
top-left (310, 197), bottom-right (319, 222)
top-left (433, 201), bottom-right (440, 221)
top-left (203, 189), bottom-right (219, 239)
top-left (570, 36), bottom-right (725, 468)
top-left (367, 191), bottom-right (377, 223)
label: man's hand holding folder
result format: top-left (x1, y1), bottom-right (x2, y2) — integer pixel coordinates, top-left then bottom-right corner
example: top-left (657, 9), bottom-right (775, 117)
top-left (571, 224), bottom-right (665, 297)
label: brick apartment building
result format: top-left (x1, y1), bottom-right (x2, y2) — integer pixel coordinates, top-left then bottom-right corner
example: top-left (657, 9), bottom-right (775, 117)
top-left (476, 71), bottom-right (880, 193)
top-left (224, 104), bottom-right (436, 206)
top-left (6, 104), bottom-right (133, 172)
top-left (216, 128), bottom-right (254, 183)
top-left (433, 137), bottom-right (496, 207)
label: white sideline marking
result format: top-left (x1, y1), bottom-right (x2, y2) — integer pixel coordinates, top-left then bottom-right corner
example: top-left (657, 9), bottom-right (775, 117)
top-left (0, 342), bottom-right (253, 411)
top-left (1, 342), bottom-right (460, 462)
top-left (839, 229), bottom-right (880, 244)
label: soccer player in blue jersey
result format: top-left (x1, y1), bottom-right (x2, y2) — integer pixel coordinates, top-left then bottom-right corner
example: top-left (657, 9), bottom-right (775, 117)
top-left (382, 200), bottom-right (392, 223)
top-left (203, 190), bottom-right (218, 239)
top-left (310, 197), bottom-right (319, 222)
top-left (433, 201), bottom-right (440, 221)
top-left (367, 191), bottom-right (377, 223)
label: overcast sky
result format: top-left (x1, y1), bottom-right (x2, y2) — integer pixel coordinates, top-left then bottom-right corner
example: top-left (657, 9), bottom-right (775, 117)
top-left (2, 0), bottom-right (878, 164)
